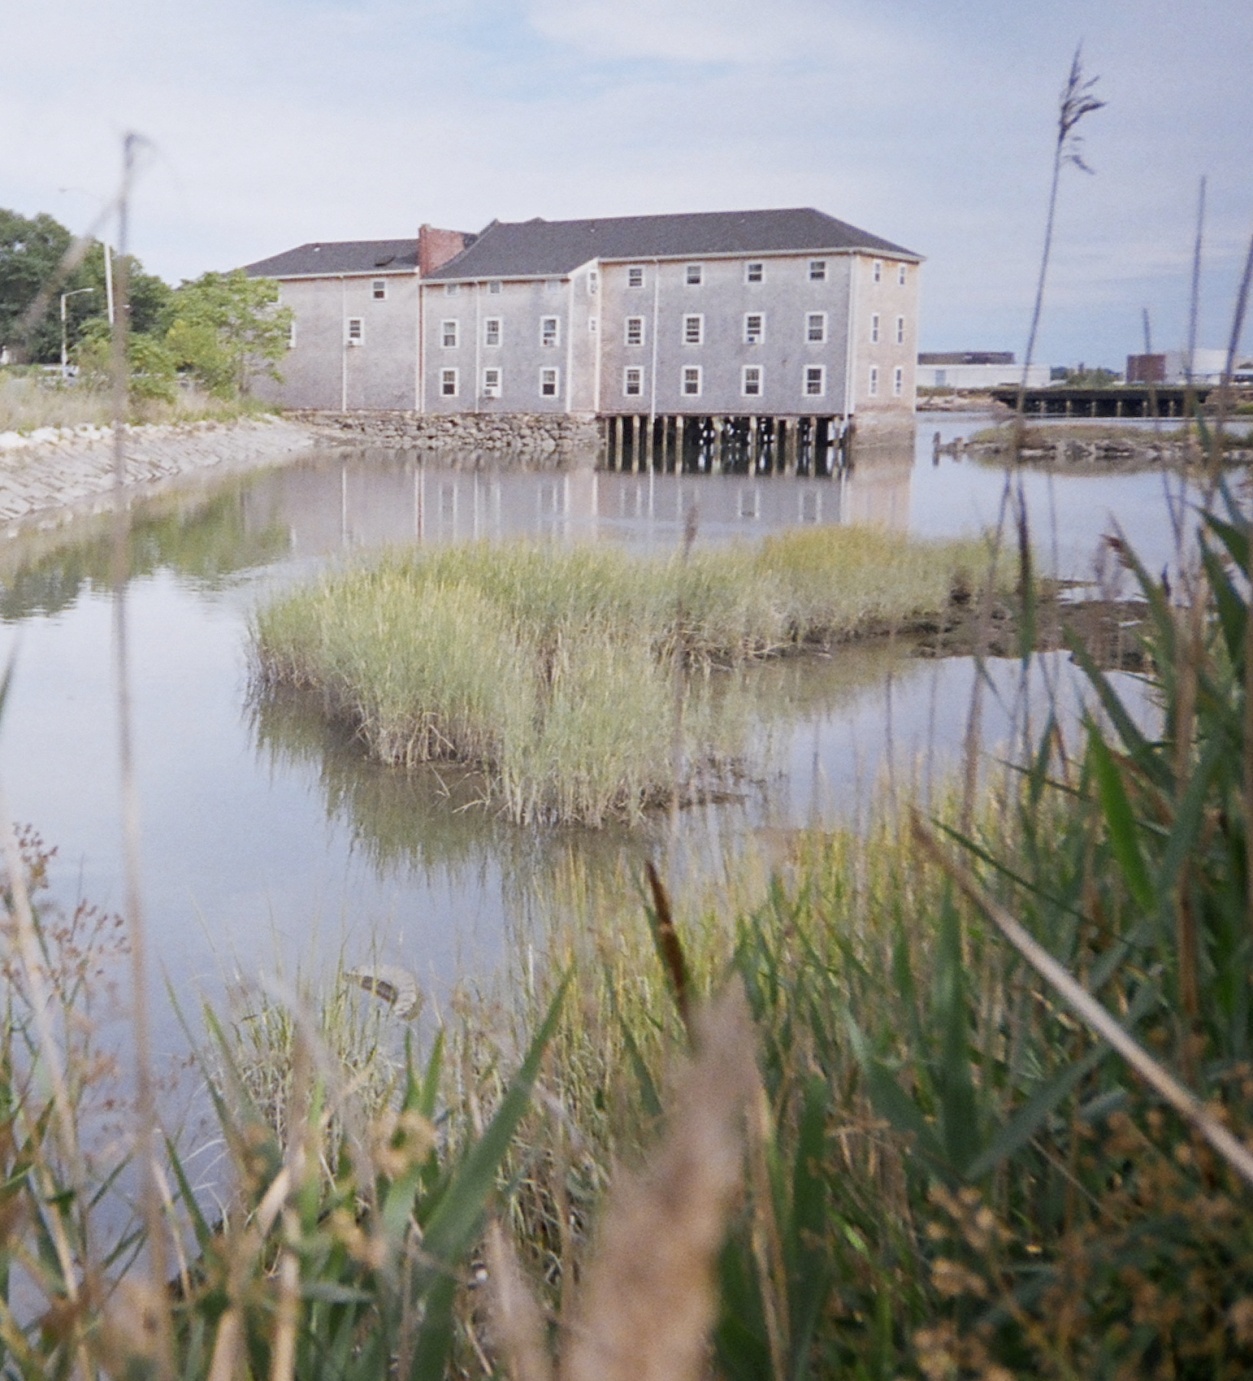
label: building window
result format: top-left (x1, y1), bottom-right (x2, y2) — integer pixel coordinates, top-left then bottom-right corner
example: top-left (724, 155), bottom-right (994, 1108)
top-left (744, 313), bottom-right (764, 345)
top-left (809, 259), bottom-right (827, 281)
top-left (440, 368), bottom-right (458, 397)
top-left (482, 367), bottom-right (502, 398)
top-left (445, 283), bottom-right (460, 296)
top-left (893, 366), bottom-right (904, 397)
top-left (625, 316), bottom-right (645, 347)
top-left (683, 314), bottom-right (703, 345)
top-left (868, 366), bottom-right (879, 396)
top-left (682, 365), bottom-right (702, 397)
top-left (745, 261), bottom-right (764, 283)
top-left (806, 312), bottom-right (827, 343)
top-left (488, 279), bottom-right (502, 294)
top-left (587, 269), bottom-right (599, 296)
top-left (897, 263), bottom-right (907, 286)
top-left (624, 367), bottom-right (643, 397)
top-left (742, 365), bottom-right (763, 397)
top-left (346, 317), bottom-right (363, 345)
top-left (372, 279), bottom-right (387, 300)
top-left (627, 265), bottom-right (644, 288)
top-left (895, 315), bottom-right (905, 345)
top-left (540, 316), bottom-right (560, 348)
top-left (540, 367), bottom-right (560, 397)
top-left (286, 318), bottom-right (297, 350)
top-left (805, 365), bottom-right (826, 397)
top-left (484, 317), bottom-right (502, 347)
top-left (441, 319), bottom-right (459, 348)
top-left (588, 316), bottom-right (598, 335)
top-left (872, 260), bottom-right (882, 283)
top-left (870, 313), bottom-right (880, 344)
top-left (685, 263), bottom-right (703, 286)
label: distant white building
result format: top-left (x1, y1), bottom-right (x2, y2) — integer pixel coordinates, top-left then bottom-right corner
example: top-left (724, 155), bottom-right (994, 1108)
top-left (1163, 348), bottom-right (1253, 385)
top-left (917, 351), bottom-right (1050, 390)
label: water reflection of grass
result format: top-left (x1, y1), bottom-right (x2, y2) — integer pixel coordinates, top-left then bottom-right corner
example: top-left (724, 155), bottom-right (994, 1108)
top-left (0, 482), bottom-right (288, 620)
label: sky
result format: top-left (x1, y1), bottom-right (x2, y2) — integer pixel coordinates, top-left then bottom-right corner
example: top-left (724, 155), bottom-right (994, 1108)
top-left (2, 0), bottom-right (1250, 370)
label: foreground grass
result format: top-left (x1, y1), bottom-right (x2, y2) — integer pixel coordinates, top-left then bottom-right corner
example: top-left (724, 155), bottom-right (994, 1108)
top-left (252, 529), bottom-right (996, 826)
top-left (0, 368), bottom-right (277, 431)
top-left (4, 482), bottom-right (1252, 1377)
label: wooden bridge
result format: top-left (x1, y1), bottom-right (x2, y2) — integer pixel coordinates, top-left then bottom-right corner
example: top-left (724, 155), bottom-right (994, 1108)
top-left (989, 384), bottom-right (1213, 419)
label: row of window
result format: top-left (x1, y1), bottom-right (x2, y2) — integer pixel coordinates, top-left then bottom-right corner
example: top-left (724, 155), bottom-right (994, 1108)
top-left (437, 258), bottom-right (910, 295)
top-left (436, 310), bottom-right (906, 350)
top-left (435, 363), bottom-right (905, 401)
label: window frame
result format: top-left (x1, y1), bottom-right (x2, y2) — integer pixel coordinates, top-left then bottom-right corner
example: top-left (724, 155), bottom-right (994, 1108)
top-left (444, 283), bottom-right (460, 296)
top-left (484, 317), bottom-right (502, 347)
top-left (346, 317), bottom-right (364, 345)
top-left (892, 365), bottom-right (904, 398)
top-left (872, 259), bottom-right (883, 283)
top-left (681, 364), bottom-right (703, 397)
top-left (488, 279), bottom-right (503, 295)
top-left (745, 260), bottom-right (764, 284)
top-left (623, 366), bottom-right (643, 397)
top-left (870, 313), bottom-right (880, 345)
top-left (741, 364), bottom-right (763, 398)
top-left (627, 265), bottom-right (645, 288)
top-left (371, 279), bottom-right (387, 301)
top-left (481, 366), bottom-right (502, 398)
top-left (441, 319), bottom-right (459, 349)
top-left (625, 316), bottom-right (645, 347)
top-left (895, 315), bottom-right (905, 346)
top-left (744, 312), bottom-right (765, 346)
top-left (806, 312), bottom-right (827, 344)
top-left (808, 259), bottom-right (827, 282)
top-left (683, 313), bottom-right (704, 346)
top-left (897, 263), bottom-right (907, 286)
top-left (587, 269), bottom-right (599, 296)
top-left (440, 367), bottom-right (459, 397)
top-left (868, 365), bottom-right (879, 397)
top-left (540, 315), bottom-right (561, 348)
top-left (804, 364), bottom-right (826, 398)
top-left (685, 263), bottom-right (703, 286)
top-left (539, 366), bottom-right (560, 398)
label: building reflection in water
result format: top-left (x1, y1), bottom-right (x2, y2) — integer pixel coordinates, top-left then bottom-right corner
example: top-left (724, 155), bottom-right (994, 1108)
top-left (237, 434), bottom-right (916, 559)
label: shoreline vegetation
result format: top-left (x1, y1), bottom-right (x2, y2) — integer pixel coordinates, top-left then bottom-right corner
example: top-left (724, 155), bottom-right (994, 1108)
top-left (941, 418), bottom-right (1253, 469)
top-left (251, 529), bottom-right (1005, 827)
top-left (7, 476), bottom-right (1253, 1377)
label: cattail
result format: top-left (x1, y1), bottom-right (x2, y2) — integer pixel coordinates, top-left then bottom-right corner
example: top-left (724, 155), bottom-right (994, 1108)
top-left (559, 984), bottom-right (757, 1381)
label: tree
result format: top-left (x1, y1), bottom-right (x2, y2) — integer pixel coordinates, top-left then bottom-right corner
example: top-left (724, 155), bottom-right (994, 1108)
top-left (74, 319), bottom-right (178, 405)
top-left (0, 207), bottom-right (173, 364)
top-left (165, 270), bottom-right (291, 399)
top-left (0, 208), bottom-right (76, 363)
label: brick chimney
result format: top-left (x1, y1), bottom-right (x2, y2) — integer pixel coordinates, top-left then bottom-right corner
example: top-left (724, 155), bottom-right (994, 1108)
top-left (418, 224), bottom-right (472, 276)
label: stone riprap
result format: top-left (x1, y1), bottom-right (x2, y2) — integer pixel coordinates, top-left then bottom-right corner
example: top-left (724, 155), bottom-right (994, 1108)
top-left (0, 416), bottom-right (321, 536)
top-left (289, 410), bottom-right (602, 469)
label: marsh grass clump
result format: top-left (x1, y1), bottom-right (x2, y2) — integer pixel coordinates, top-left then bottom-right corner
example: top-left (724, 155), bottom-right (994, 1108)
top-left (252, 530), bottom-right (993, 826)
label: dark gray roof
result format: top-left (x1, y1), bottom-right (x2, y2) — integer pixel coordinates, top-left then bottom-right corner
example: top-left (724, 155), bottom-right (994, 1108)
top-left (243, 239), bottom-right (419, 278)
top-left (425, 208), bottom-right (919, 280)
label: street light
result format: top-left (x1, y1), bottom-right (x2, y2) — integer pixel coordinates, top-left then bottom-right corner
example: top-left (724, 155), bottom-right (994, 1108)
top-left (60, 287), bottom-right (95, 379)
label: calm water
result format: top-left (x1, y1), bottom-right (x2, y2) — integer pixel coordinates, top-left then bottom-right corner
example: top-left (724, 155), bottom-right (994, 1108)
top-left (0, 416), bottom-right (1198, 1054)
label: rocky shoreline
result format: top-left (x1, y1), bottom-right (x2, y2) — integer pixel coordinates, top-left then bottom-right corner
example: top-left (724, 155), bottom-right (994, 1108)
top-left (936, 424), bottom-right (1253, 470)
top-left (0, 415), bottom-right (324, 539)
